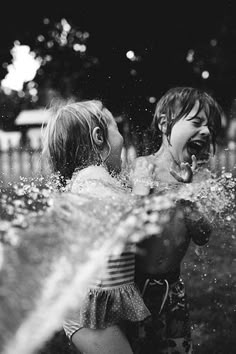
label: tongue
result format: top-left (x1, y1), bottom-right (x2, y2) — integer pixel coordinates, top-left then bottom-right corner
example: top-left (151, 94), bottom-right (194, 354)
top-left (187, 145), bottom-right (199, 157)
top-left (188, 145), bottom-right (210, 162)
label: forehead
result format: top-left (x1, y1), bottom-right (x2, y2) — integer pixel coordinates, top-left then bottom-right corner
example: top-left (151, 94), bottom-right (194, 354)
top-left (101, 108), bottom-right (115, 124)
top-left (106, 115), bottom-right (117, 126)
top-left (183, 100), bottom-right (208, 121)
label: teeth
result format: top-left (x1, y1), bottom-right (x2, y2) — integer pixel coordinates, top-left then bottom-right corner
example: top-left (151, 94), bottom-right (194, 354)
top-left (189, 140), bottom-right (204, 147)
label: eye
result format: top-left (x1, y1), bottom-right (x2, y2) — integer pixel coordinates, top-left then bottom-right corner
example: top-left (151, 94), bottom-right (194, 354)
top-left (191, 117), bottom-right (202, 126)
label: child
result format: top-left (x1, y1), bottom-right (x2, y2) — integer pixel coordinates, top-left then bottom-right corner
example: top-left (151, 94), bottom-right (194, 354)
top-left (42, 99), bottom-right (156, 354)
top-left (131, 87), bottom-right (223, 353)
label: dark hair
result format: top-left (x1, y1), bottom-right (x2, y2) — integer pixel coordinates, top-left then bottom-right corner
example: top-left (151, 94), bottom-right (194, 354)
top-left (151, 87), bottom-right (223, 153)
top-left (42, 100), bottom-right (114, 184)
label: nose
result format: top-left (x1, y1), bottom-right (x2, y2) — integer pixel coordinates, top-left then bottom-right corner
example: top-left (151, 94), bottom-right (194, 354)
top-left (200, 125), bottom-right (210, 137)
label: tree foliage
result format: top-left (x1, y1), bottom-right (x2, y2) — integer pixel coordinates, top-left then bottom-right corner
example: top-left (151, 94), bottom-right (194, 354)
top-left (1, 10), bottom-right (236, 131)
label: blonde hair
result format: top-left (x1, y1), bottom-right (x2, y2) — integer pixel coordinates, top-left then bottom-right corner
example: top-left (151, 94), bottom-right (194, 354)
top-left (42, 99), bottom-right (114, 183)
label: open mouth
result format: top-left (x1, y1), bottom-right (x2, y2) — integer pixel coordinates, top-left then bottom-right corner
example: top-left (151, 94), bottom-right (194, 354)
top-left (187, 139), bottom-right (210, 162)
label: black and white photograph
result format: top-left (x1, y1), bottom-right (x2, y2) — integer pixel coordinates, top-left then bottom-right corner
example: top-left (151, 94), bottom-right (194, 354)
top-left (0, 2), bottom-right (235, 353)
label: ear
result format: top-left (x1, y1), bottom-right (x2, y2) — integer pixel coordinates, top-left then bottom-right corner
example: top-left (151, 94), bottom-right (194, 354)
top-left (92, 127), bottom-right (104, 147)
top-left (158, 114), bottom-right (168, 134)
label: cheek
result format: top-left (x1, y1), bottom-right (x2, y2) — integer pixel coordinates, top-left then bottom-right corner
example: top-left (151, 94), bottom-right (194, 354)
top-left (120, 135), bottom-right (124, 148)
top-left (170, 124), bottom-right (192, 147)
top-left (115, 134), bottom-right (123, 151)
top-left (169, 128), bottom-right (185, 147)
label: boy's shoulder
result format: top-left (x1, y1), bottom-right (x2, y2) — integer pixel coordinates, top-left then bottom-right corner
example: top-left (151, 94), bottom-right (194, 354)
top-left (192, 167), bottom-right (212, 182)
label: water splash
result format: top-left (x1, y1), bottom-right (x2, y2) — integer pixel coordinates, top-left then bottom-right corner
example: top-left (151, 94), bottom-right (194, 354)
top-left (0, 169), bottom-right (235, 354)
top-left (0, 183), bottom-right (135, 354)
top-left (174, 170), bottom-right (236, 224)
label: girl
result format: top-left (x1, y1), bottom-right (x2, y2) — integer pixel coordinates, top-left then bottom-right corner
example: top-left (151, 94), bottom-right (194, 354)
top-left (42, 99), bottom-right (153, 354)
top-left (131, 87), bottom-right (223, 353)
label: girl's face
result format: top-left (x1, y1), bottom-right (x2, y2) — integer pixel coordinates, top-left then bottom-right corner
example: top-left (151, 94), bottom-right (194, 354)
top-left (105, 117), bottom-right (124, 173)
top-left (168, 101), bottom-right (211, 164)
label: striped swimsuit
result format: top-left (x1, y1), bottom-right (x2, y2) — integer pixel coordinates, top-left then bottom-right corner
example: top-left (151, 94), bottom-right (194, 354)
top-left (93, 248), bottom-right (135, 289)
top-left (63, 166), bottom-right (151, 340)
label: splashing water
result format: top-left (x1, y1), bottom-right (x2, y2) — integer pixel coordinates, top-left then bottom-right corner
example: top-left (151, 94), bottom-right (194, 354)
top-left (175, 170), bottom-right (235, 223)
top-left (0, 169), bottom-right (235, 354)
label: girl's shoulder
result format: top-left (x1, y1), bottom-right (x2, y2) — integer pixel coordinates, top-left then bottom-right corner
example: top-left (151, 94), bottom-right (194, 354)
top-left (69, 165), bottom-right (126, 197)
top-left (74, 165), bottom-right (112, 183)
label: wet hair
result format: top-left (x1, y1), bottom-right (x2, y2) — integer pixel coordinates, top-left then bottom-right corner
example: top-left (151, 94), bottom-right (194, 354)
top-left (151, 87), bottom-right (224, 153)
top-left (42, 99), bottom-right (114, 183)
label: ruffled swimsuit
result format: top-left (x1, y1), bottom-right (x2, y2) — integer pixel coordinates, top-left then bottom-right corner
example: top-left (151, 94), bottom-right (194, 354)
top-left (63, 165), bottom-right (151, 340)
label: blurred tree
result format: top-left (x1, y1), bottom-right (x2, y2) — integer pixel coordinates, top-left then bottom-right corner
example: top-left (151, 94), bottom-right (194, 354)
top-left (1, 5), bottom-right (236, 131)
top-left (25, 17), bottom-right (100, 106)
top-left (0, 17), bottom-right (103, 129)
top-left (0, 16), bottom-right (153, 130)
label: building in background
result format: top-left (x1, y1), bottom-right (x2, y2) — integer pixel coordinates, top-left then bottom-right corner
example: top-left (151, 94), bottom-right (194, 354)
top-left (15, 108), bottom-right (51, 149)
top-left (0, 109), bottom-right (51, 185)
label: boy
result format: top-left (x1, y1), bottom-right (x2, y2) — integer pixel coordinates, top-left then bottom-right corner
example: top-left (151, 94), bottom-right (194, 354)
top-left (131, 87), bottom-right (223, 353)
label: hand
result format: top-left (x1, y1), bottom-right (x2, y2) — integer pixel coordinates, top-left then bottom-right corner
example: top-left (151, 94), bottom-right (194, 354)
top-left (131, 158), bottom-right (154, 180)
top-left (130, 158), bottom-right (155, 196)
top-left (170, 155), bottom-right (197, 183)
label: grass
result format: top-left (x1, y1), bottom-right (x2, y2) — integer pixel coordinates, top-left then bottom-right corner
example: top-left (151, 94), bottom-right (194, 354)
top-left (183, 218), bottom-right (236, 354)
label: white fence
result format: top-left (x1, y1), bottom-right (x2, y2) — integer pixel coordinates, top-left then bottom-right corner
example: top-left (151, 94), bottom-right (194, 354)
top-left (0, 145), bottom-right (235, 187)
top-left (0, 146), bottom-right (48, 186)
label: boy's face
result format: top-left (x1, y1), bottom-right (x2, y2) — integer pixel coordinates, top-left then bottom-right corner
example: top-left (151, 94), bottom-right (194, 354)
top-left (168, 101), bottom-right (211, 165)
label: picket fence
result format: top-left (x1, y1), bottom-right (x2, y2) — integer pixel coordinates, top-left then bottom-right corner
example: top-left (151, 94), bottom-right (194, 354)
top-left (0, 144), bottom-right (236, 187)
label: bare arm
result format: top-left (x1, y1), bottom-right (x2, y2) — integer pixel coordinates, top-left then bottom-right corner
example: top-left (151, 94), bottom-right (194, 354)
top-left (177, 199), bottom-right (212, 246)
